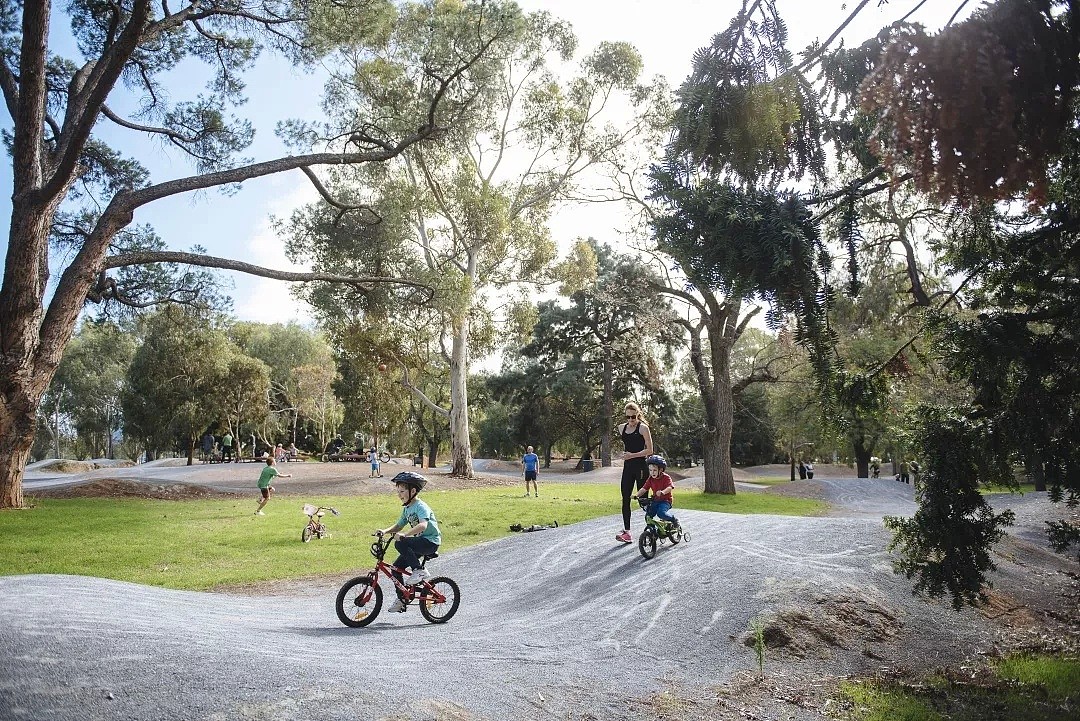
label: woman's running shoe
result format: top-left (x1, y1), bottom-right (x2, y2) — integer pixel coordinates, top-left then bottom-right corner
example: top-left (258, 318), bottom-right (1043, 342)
top-left (615, 530), bottom-right (632, 543)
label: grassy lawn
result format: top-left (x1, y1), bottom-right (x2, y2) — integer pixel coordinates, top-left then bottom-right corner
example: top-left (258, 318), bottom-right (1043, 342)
top-left (836, 655), bottom-right (1080, 721)
top-left (982, 483), bottom-right (1038, 495)
top-left (738, 476), bottom-right (793, 486)
top-left (2, 483), bottom-right (824, 590)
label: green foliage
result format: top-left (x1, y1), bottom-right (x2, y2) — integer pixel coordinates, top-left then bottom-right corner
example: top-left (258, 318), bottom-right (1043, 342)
top-left (41, 321), bottom-right (136, 458)
top-left (883, 407), bottom-right (1015, 609)
top-left (860, 0), bottom-right (1079, 204)
top-left (669, 0), bottom-right (824, 185)
top-left (748, 616), bottom-right (766, 679)
top-left (122, 308), bottom-right (236, 453)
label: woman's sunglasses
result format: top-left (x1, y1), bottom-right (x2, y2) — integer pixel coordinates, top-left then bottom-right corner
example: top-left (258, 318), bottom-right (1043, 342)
top-left (625, 414), bottom-right (637, 419)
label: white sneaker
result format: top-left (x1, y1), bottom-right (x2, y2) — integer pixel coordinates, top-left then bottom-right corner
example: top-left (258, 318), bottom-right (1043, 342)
top-left (387, 598), bottom-right (407, 613)
top-left (404, 568), bottom-right (431, 585)
top-left (254, 511), bottom-right (264, 516)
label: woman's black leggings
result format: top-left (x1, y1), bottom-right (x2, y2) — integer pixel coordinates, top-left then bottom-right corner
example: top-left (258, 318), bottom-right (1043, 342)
top-left (621, 458), bottom-right (648, 529)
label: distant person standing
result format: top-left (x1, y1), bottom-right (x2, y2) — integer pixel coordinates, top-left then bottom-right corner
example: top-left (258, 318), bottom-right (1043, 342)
top-left (254, 456), bottom-right (292, 515)
top-left (522, 446), bottom-right (540, 497)
top-left (200, 431), bottom-right (215, 463)
top-left (368, 446), bottom-right (382, 477)
top-left (616, 402), bottom-right (653, 544)
top-left (899, 460), bottom-right (910, 484)
top-left (805, 461), bottom-right (815, 480)
top-left (248, 432), bottom-right (256, 460)
top-left (221, 431), bottom-right (234, 463)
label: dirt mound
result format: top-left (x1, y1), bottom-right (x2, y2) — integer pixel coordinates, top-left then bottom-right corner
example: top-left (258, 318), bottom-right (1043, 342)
top-left (744, 590), bottom-right (904, 660)
top-left (32, 479), bottom-right (241, 500)
top-left (33, 459), bottom-right (136, 473)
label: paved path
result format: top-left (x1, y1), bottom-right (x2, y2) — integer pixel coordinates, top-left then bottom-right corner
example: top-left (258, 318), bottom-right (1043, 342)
top-left (1, 473), bottom-right (1069, 720)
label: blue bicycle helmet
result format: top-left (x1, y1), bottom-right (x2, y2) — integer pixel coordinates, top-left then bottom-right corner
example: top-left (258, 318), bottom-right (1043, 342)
top-left (391, 471), bottom-right (428, 506)
top-left (391, 471), bottom-right (427, 491)
top-left (645, 454), bottom-right (667, 470)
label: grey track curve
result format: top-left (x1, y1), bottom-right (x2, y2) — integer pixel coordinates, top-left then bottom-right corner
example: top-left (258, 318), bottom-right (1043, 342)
top-left (0, 478), bottom-right (1069, 720)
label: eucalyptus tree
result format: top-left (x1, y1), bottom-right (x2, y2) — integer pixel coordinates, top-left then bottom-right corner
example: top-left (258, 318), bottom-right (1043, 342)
top-left (289, 1), bottom-right (669, 476)
top-left (528, 238), bottom-right (680, 467)
top-left (230, 322), bottom-right (333, 445)
top-left (219, 352), bottom-right (272, 455)
top-left (0, 0), bottom-right (504, 507)
top-left (121, 307), bottom-right (234, 463)
top-left (292, 363), bottom-right (344, 454)
top-left (41, 320), bottom-right (136, 459)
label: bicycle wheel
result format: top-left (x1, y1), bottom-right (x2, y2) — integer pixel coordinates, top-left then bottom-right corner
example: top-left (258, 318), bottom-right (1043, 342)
top-left (335, 575), bottom-right (382, 627)
top-left (380, 451), bottom-right (391, 464)
top-left (669, 527), bottom-right (683, 545)
top-left (418, 577), bottom-right (460, 624)
top-left (638, 528), bottom-right (657, 559)
top-left (302, 525), bottom-right (313, 543)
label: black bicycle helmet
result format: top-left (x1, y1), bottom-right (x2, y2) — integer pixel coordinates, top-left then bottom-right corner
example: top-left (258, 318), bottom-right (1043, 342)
top-left (646, 454), bottom-right (667, 470)
top-left (391, 471), bottom-right (428, 491)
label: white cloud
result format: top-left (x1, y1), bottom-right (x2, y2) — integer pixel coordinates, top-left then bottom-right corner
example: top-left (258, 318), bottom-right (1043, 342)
top-left (231, 180), bottom-right (320, 324)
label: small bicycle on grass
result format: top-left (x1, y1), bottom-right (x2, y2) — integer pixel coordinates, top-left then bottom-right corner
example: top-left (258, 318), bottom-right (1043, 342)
top-left (335, 530), bottom-right (460, 627)
top-left (301, 504), bottom-right (339, 543)
top-left (637, 496), bottom-right (691, 560)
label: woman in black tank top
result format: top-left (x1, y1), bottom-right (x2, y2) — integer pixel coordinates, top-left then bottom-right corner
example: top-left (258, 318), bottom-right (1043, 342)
top-left (616, 402), bottom-right (653, 543)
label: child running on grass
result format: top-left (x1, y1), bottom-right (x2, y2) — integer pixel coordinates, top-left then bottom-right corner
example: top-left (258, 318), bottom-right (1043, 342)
top-left (254, 456), bottom-right (292, 515)
top-left (376, 471), bottom-right (442, 613)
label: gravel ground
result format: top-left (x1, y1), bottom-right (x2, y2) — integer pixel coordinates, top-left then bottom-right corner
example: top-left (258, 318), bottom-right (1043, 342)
top-left (4, 468), bottom-right (1076, 720)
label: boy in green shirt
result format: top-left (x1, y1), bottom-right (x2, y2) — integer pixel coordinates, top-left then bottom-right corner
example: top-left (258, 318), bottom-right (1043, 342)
top-left (254, 456), bottom-right (292, 515)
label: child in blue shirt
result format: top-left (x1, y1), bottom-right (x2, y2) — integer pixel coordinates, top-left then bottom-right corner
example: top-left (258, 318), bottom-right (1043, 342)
top-left (377, 471), bottom-right (442, 613)
top-left (522, 445), bottom-right (540, 497)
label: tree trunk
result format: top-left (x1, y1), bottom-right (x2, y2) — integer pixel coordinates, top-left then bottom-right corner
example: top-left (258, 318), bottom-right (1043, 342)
top-left (601, 348), bottom-right (613, 467)
top-left (852, 438), bottom-right (871, 478)
top-left (427, 439), bottom-right (438, 469)
top-left (699, 313), bottom-right (736, 495)
top-left (0, 396), bottom-right (36, 509)
top-left (449, 309), bottom-right (472, 477)
top-left (704, 381), bottom-right (736, 494)
top-left (448, 252), bottom-right (476, 478)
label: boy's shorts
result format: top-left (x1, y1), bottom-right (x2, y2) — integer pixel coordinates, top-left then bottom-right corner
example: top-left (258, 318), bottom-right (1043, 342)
top-left (525, 470), bottom-right (537, 481)
top-left (259, 487), bottom-right (270, 499)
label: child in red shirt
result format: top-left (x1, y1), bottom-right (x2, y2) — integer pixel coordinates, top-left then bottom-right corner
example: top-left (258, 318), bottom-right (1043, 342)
top-left (636, 454), bottom-right (679, 528)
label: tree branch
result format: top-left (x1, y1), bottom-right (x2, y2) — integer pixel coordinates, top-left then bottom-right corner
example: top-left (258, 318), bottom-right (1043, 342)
top-left (388, 353), bottom-right (449, 418)
top-left (299, 166), bottom-right (381, 224)
top-left (45, 0), bottom-right (152, 203)
top-left (123, 131), bottom-right (438, 211)
top-left (101, 250), bottom-right (435, 299)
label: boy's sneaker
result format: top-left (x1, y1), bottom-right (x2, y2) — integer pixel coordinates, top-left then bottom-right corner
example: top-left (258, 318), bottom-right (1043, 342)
top-left (254, 511), bottom-right (264, 516)
top-left (615, 530), bottom-right (632, 543)
top-left (404, 567), bottom-right (431, 585)
top-left (387, 598), bottom-right (407, 613)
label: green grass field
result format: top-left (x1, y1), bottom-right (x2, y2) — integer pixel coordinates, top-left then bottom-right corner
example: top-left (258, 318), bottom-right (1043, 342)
top-left (1, 483), bottom-right (824, 590)
top-left (836, 655), bottom-right (1080, 721)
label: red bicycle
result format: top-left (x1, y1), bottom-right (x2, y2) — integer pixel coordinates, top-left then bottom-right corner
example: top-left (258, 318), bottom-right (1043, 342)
top-left (335, 531), bottom-right (461, 627)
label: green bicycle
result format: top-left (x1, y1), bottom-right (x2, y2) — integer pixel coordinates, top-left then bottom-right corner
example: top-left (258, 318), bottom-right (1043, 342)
top-left (637, 496), bottom-right (690, 559)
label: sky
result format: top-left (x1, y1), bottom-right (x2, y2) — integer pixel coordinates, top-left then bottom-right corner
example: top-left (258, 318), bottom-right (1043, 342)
top-left (0, 0), bottom-right (976, 325)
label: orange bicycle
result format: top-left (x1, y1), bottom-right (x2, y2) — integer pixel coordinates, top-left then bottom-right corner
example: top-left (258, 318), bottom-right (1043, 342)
top-left (335, 531), bottom-right (460, 627)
